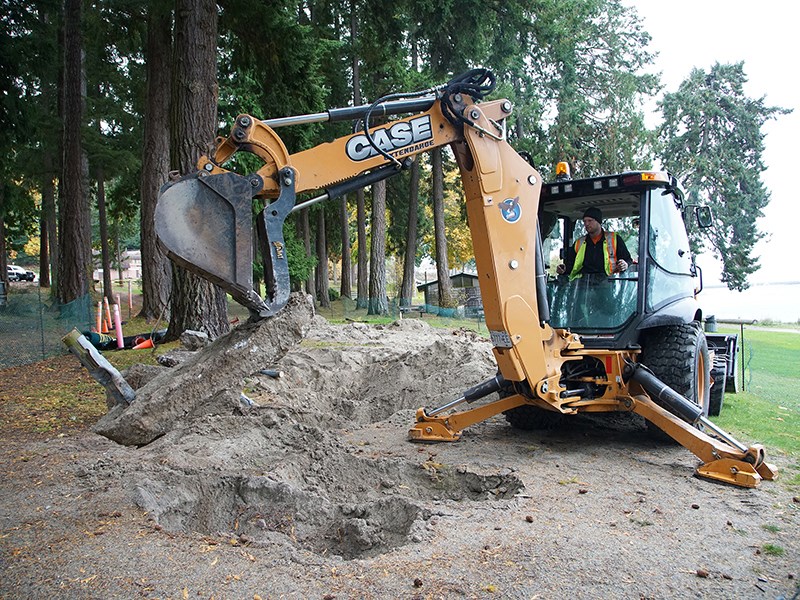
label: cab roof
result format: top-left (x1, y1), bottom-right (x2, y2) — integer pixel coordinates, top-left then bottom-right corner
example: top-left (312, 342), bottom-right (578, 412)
top-left (541, 170), bottom-right (683, 220)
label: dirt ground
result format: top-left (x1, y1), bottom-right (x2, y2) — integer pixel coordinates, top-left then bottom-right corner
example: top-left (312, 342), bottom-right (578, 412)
top-left (1, 302), bottom-right (798, 600)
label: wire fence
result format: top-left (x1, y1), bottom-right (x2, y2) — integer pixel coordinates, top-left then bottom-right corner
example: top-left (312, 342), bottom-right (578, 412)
top-left (0, 284), bottom-right (93, 369)
top-left (315, 294), bottom-right (487, 330)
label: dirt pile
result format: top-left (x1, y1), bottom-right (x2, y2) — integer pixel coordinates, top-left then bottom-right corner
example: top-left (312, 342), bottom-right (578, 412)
top-left (95, 297), bottom-right (512, 560)
top-left (92, 293), bottom-right (316, 446)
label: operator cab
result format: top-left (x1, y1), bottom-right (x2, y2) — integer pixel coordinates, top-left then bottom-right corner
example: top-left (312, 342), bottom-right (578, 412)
top-left (540, 165), bottom-right (704, 349)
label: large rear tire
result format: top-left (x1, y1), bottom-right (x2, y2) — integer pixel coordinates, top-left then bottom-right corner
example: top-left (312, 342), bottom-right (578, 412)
top-left (502, 389), bottom-right (564, 430)
top-left (640, 323), bottom-right (711, 439)
top-left (503, 404), bottom-right (564, 430)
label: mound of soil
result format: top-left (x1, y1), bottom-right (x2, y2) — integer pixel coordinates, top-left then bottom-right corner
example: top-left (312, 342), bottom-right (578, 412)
top-left (1, 298), bottom-right (797, 599)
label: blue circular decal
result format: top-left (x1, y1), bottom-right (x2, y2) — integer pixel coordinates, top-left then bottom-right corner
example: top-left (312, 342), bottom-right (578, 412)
top-left (499, 197), bottom-right (521, 223)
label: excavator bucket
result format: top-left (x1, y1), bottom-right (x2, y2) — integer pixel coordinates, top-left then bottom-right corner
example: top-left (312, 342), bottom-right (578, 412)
top-left (155, 168), bottom-right (296, 319)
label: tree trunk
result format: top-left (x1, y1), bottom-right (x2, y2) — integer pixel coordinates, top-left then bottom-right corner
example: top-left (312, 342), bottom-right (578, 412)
top-left (356, 188), bottom-right (368, 308)
top-left (315, 208), bottom-right (330, 308)
top-left (351, 6), bottom-right (368, 310)
top-left (95, 166), bottom-right (114, 301)
top-left (139, 2), bottom-right (172, 321)
top-left (39, 154), bottom-right (55, 288)
top-left (114, 219), bottom-right (123, 285)
top-left (39, 210), bottom-right (49, 287)
top-left (39, 150), bottom-right (58, 293)
top-left (301, 208), bottom-right (313, 296)
top-left (166, 0), bottom-right (229, 341)
top-left (367, 180), bottom-right (388, 315)
top-left (58, 0), bottom-right (91, 305)
top-left (339, 194), bottom-right (351, 299)
top-left (431, 147), bottom-right (453, 307)
top-left (400, 159), bottom-right (420, 306)
top-left (0, 207), bottom-right (7, 290)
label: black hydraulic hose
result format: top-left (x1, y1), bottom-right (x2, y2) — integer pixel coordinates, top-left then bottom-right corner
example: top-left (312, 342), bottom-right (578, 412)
top-left (325, 162), bottom-right (408, 201)
top-left (439, 68), bottom-right (496, 127)
top-left (363, 87), bottom-right (443, 167)
top-left (327, 97), bottom-right (436, 124)
top-left (361, 68), bottom-right (497, 166)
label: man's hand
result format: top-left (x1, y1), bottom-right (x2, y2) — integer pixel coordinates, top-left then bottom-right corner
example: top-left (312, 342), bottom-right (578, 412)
top-left (616, 260), bottom-right (628, 273)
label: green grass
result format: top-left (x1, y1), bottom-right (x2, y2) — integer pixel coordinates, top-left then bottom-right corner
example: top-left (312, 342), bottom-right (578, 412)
top-left (761, 544), bottom-right (785, 557)
top-left (710, 326), bottom-right (800, 457)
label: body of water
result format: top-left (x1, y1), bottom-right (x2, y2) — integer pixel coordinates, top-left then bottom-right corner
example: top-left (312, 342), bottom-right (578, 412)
top-left (699, 282), bottom-right (799, 324)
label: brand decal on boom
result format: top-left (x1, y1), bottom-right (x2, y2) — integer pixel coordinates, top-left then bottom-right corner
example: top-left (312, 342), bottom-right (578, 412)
top-left (499, 197), bottom-right (521, 223)
top-left (345, 115), bottom-right (433, 161)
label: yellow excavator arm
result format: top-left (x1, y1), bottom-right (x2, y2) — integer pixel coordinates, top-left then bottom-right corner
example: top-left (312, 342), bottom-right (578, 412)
top-left (155, 69), bottom-right (776, 489)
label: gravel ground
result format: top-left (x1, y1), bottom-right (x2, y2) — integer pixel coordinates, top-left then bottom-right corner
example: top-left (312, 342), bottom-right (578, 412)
top-left (1, 309), bottom-right (797, 600)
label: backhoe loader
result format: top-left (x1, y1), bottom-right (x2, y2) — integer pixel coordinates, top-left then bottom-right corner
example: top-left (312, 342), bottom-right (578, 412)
top-left (155, 69), bottom-right (776, 488)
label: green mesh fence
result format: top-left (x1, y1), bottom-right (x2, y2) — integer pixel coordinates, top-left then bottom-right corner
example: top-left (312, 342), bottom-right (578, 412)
top-left (315, 293), bottom-right (487, 332)
top-left (0, 284), bottom-right (93, 369)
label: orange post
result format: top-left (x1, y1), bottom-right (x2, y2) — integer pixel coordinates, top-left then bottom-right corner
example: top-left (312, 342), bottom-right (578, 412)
top-left (103, 297), bottom-right (112, 330)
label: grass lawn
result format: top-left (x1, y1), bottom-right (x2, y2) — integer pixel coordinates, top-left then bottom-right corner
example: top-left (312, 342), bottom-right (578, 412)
top-left (710, 326), bottom-right (800, 486)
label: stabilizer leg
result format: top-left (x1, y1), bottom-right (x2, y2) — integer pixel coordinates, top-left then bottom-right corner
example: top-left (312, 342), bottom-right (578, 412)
top-left (408, 374), bottom-right (524, 441)
top-left (632, 394), bottom-right (777, 488)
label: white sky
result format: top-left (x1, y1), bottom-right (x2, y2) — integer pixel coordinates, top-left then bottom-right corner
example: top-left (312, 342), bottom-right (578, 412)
top-left (628, 0), bottom-right (800, 284)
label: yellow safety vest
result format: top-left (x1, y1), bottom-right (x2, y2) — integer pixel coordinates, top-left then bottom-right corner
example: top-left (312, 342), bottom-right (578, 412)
top-left (569, 231), bottom-right (618, 280)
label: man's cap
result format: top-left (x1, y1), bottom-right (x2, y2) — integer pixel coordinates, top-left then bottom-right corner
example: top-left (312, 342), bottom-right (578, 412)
top-left (583, 207), bottom-right (602, 223)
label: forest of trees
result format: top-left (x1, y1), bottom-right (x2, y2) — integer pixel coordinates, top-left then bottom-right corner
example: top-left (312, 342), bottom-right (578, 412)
top-left (0, 0), bottom-right (787, 334)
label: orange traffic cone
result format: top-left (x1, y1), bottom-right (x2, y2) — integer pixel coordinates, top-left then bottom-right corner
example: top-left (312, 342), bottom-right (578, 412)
top-left (132, 338), bottom-right (154, 350)
top-left (101, 318), bottom-right (110, 334)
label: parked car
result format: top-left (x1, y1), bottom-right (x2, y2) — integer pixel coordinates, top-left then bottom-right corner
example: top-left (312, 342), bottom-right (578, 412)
top-left (7, 265), bottom-right (34, 281)
top-left (7, 265), bottom-right (21, 281)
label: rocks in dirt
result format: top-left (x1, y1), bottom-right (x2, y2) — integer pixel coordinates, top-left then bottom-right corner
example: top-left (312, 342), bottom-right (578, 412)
top-left (180, 329), bottom-right (210, 351)
top-left (156, 350), bottom-right (193, 368)
top-left (92, 293), bottom-right (315, 446)
top-left (122, 363), bottom-right (167, 390)
top-left (155, 330), bottom-right (213, 369)
top-left (105, 363), bottom-right (169, 409)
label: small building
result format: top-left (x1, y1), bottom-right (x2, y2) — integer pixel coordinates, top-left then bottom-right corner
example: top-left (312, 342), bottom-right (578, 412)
top-left (92, 249), bottom-right (142, 282)
top-left (416, 272), bottom-right (483, 317)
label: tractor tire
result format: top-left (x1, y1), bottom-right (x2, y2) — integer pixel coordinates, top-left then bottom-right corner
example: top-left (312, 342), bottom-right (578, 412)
top-left (501, 389), bottom-right (564, 430)
top-left (640, 323), bottom-right (711, 439)
top-left (503, 404), bottom-right (564, 430)
top-left (709, 365), bottom-right (726, 417)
